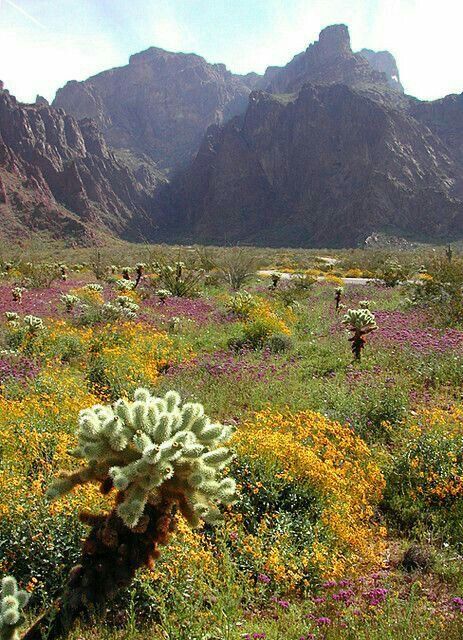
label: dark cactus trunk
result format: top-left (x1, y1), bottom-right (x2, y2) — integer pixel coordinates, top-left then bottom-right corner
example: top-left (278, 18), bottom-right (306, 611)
top-left (22, 499), bottom-right (174, 640)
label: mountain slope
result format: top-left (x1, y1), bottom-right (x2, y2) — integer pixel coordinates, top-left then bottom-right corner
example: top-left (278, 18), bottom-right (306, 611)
top-left (0, 88), bottom-right (163, 242)
top-left (53, 49), bottom-right (254, 175)
top-left (164, 83), bottom-right (463, 247)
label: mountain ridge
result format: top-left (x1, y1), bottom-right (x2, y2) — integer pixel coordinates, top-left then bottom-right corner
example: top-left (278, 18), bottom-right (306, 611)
top-left (1, 24), bottom-right (462, 247)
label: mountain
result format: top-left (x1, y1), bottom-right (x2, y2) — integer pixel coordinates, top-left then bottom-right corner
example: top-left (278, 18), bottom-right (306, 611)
top-left (1, 24), bottom-right (463, 247)
top-left (0, 87), bottom-right (162, 243)
top-left (164, 83), bottom-right (463, 247)
top-left (260, 25), bottom-right (403, 99)
top-left (162, 25), bottom-right (463, 247)
top-left (53, 49), bottom-right (256, 175)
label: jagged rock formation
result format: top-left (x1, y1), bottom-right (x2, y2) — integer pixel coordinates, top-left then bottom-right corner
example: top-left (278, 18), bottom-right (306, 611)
top-left (262, 25), bottom-right (401, 99)
top-left (410, 92), bottom-right (463, 163)
top-left (53, 49), bottom-right (254, 174)
top-left (0, 88), bottom-right (163, 242)
top-left (164, 83), bottom-right (463, 247)
top-left (2, 24), bottom-right (463, 247)
top-left (358, 49), bottom-right (404, 93)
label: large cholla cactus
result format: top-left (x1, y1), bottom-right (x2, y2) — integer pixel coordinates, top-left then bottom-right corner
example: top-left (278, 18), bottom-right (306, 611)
top-left (23, 315), bottom-right (44, 335)
top-left (48, 388), bottom-right (236, 528)
top-left (342, 308), bottom-right (377, 361)
top-left (0, 576), bottom-right (29, 640)
top-left (60, 293), bottom-right (80, 313)
top-left (25, 390), bottom-right (237, 639)
top-left (11, 287), bottom-right (26, 303)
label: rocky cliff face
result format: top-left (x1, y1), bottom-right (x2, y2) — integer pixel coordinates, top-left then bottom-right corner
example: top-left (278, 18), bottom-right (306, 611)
top-left (53, 49), bottom-right (253, 174)
top-left (2, 24), bottom-right (463, 247)
top-left (263, 25), bottom-right (401, 98)
top-left (0, 88), bottom-right (162, 242)
top-left (165, 84), bottom-right (463, 247)
top-left (410, 92), bottom-right (463, 164)
top-left (358, 49), bottom-right (403, 93)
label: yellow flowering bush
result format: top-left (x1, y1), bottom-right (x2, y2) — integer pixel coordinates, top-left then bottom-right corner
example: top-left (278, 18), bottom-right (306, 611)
top-left (86, 322), bottom-right (193, 397)
top-left (242, 299), bottom-right (293, 348)
top-left (384, 405), bottom-right (463, 545)
top-left (231, 409), bottom-right (386, 588)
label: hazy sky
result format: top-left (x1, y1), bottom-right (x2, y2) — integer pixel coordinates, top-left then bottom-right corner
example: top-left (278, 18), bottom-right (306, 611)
top-left (0, 0), bottom-right (462, 103)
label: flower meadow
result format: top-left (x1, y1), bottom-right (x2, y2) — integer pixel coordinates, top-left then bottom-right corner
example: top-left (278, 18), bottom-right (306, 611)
top-left (0, 247), bottom-right (463, 639)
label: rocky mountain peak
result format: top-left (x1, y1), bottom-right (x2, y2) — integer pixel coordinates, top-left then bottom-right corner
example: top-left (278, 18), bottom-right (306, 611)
top-left (359, 49), bottom-right (404, 92)
top-left (316, 24), bottom-right (352, 59)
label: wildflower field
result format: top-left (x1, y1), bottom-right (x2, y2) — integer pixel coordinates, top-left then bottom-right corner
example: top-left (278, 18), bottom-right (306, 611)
top-left (1, 243), bottom-right (463, 639)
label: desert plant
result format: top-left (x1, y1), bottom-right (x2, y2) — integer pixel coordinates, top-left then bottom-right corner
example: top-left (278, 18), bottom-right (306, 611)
top-left (91, 250), bottom-right (107, 281)
top-left (114, 279), bottom-right (135, 292)
top-left (23, 389), bottom-right (237, 639)
top-left (215, 247), bottom-right (259, 290)
top-left (377, 258), bottom-right (408, 287)
top-left (342, 308), bottom-right (377, 361)
top-left (85, 283), bottom-right (104, 294)
top-left (156, 289), bottom-right (172, 304)
top-left (23, 315), bottom-right (44, 335)
top-left (334, 286), bottom-right (343, 312)
top-left (4, 312), bottom-right (19, 326)
top-left (226, 291), bottom-right (256, 319)
top-left (153, 261), bottom-right (203, 298)
top-left (269, 273), bottom-right (281, 289)
top-left (359, 300), bottom-right (371, 309)
top-left (446, 244), bottom-right (453, 263)
top-left (60, 293), bottom-right (80, 313)
top-left (11, 287), bottom-right (25, 303)
top-left (134, 263), bottom-right (145, 288)
top-left (0, 576), bottom-right (30, 640)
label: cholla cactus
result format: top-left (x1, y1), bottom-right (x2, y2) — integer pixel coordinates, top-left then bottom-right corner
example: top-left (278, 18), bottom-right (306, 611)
top-left (48, 388), bottom-right (236, 528)
top-left (334, 286), bottom-right (344, 312)
top-left (0, 576), bottom-right (30, 640)
top-left (226, 290), bottom-right (256, 319)
top-left (11, 287), bottom-right (26, 303)
top-left (168, 316), bottom-right (181, 332)
top-left (60, 294), bottom-right (80, 313)
top-left (270, 273), bottom-right (281, 290)
top-left (122, 267), bottom-right (131, 280)
top-left (110, 265), bottom-right (118, 275)
top-left (23, 315), bottom-right (44, 335)
top-left (114, 279), bottom-right (135, 292)
top-left (359, 300), bottom-right (371, 309)
top-left (446, 244), bottom-right (453, 263)
top-left (114, 296), bottom-right (139, 318)
top-left (4, 312), bottom-right (19, 327)
top-left (134, 263), bottom-right (145, 288)
top-left (85, 283), bottom-right (103, 293)
top-left (342, 308), bottom-right (377, 361)
top-left (60, 265), bottom-right (68, 281)
top-left (156, 289), bottom-right (171, 304)
top-left (29, 390), bottom-right (237, 638)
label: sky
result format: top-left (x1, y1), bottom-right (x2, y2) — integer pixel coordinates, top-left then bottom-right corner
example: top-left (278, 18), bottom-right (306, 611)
top-left (0, 0), bottom-right (462, 103)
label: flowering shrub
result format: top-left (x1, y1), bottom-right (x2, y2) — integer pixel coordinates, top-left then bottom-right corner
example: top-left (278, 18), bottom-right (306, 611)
top-left (86, 322), bottom-right (190, 398)
top-left (241, 300), bottom-right (293, 349)
top-left (384, 406), bottom-right (463, 546)
top-left (233, 409), bottom-right (386, 586)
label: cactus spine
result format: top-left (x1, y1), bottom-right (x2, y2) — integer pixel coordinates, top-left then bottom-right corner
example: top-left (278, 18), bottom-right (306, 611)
top-left (0, 576), bottom-right (29, 640)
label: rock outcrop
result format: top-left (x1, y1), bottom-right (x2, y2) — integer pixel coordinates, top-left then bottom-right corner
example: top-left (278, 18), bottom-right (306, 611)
top-left (359, 49), bottom-right (404, 92)
top-left (2, 24), bottom-right (463, 247)
top-left (164, 84), bottom-right (463, 247)
top-left (53, 49), bottom-right (254, 174)
top-left (262, 25), bottom-right (400, 98)
top-left (0, 88), bottom-right (163, 242)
